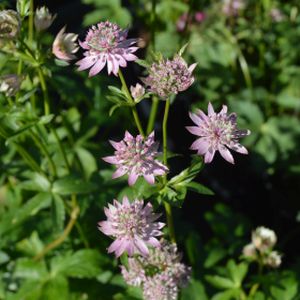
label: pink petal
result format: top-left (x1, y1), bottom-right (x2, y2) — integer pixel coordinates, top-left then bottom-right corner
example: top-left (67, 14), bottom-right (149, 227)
top-left (128, 173), bottom-right (139, 186)
top-left (107, 55), bottom-right (113, 75)
top-left (188, 63), bottom-right (197, 72)
top-left (89, 56), bottom-right (106, 77)
top-left (218, 145), bottom-right (235, 164)
top-left (208, 102), bottom-right (215, 116)
top-left (77, 56), bottom-right (97, 71)
top-left (190, 137), bottom-right (210, 154)
top-left (122, 196), bottom-right (130, 206)
top-left (189, 112), bottom-right (202, 126)
top-left (135, 237), bottom-right (149, 256)
top-left (102, 156), bottom-right (118, 164)
top-left (186, 126), bottom-right (202, 136)
top-left (144, 174), bottom-right (155, 185)
top-left (219, 105), bottom-right (228, 115)
top-left (109, 140), bottom-right (122, 150)
top-left (112, 168), bottom-right (127, 179)
top-left (147, 237), bottom-right (161, 248)
top-left (204, 148), bottom-right (216, 163)
top-left (108, 239), bottom-right (122, 254)
top-left (123, 53), bottom-right (138, 61)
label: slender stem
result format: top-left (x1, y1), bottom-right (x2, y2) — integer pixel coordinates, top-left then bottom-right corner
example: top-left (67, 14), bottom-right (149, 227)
top-left (151, 0), bottom-right (157, 50)
top-left (28, 0), bottom-right (34, 43)
top-left (162, 98), bottom-right (176, 242)
top-left (118, 69), bottom-right (145, 136)
top-left (37, 68), bottom-right (50, 115)
top-left (146, 96), bottom-right (159, 134)
top-left (29, 129), bottom-right (57, 177)
top-left (51, 127), bottom-right (71, 172)
top-left (34, 196), bottom-right (79, 260)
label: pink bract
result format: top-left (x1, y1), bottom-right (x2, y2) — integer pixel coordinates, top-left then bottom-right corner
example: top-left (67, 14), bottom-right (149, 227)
top-left (98, 197), bottom-right (165, 257)
top-left (76, 21), bottom-right (139, 77)
top-left (103, 131), bottom-right (168, 186)
top-left (186, 102), bottom-right (250, 164)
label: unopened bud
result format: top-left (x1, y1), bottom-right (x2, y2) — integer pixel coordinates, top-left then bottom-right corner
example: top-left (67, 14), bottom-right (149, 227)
top-left (130, 83), bottom-right (145, 101)
top-left (34, 6), bottom-right (56, 32)
top-left (252, 226), bottom-right (277, 252)
top-left (0, 74), bottom-right (22, 97)
top-left (264, 251), bottom-right (282, 268)
top-left (0, 10), bottom-right (20, 40)
top-left (242, 243), bottom-right (257, 258)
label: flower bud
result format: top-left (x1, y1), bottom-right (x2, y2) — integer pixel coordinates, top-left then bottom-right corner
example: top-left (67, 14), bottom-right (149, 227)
top-left (34, 6), bottom-right (56, 32)
top-left (0, 74), bottom-right (22, 97)
top-left (0, 10), bottom-right (20, 40)
top-left (130, 83), bottom-right (145, 101)
top-left (264, 251), bottom-right (282, 268)
top-left (242, 243), bottom-right (257, 259)
top-left (52, 26), bottom-right (79, 61)
top-left (252, 226), bottom-right (277, 252)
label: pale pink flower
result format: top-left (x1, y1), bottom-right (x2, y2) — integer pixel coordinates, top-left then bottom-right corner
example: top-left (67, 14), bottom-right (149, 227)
top-left (121, 240), bottom-right (191, 300)
top-left (98, 197), bottom-right (164, 257)
top-left (52, 26), bottom-right (79, 61)
top-left (222, 0), bottom-right (246, 16)
top-left (0, 74), bottom-right (22, 96)
top-left (130, 83), bottom-right (145, 101)
top-left (34, 6), bottom-right (56, 32)
top-left (76, 21), bottom-right (139, 77)
top-left (186, 102), bottom-right (250, 164)
top-left (142, 54), bottom-right (196, 99)
top-left (0, 10), bottom-right (20, 40)
top-left (103, 131), bottom-right (168, 186)
top-left (252, 226), bottom-right (277, 252)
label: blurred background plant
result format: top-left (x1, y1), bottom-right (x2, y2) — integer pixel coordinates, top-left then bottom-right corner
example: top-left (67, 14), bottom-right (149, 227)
top-left (0, 0), bottom-right (300, 299)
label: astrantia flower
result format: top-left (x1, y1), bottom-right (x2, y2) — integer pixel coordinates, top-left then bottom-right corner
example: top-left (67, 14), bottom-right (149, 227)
top-left (98, 197), bottom-right (164, 257)
top-left (76, 21), bottom-right (139, 77)
top-left (264, 251), bottom-right (282, 268)
top-left (0, 74), bottom-right (22, 97)
top-left (103, 131), bottom-right (168, 186)
top-left (242, 243), bottom-right (257, 259)
top-left (0, 10), bottom-right (20, 40)
top-left (222, 0), bottom-right (246, 16)
top-left (52, 26), bottom-right (79, 61)
top-left (121, 240), bottom-right (191, 300)
top-left (34, 6), bottom-right (56, 32)
top-left (186, 102), bottom-right (250, 164)
top-left (130, 83), bottom-right (145, 101)
top-left (142, 54), bottom-right (196, 99)
top-left (252, 226), bottom-right (277, 252)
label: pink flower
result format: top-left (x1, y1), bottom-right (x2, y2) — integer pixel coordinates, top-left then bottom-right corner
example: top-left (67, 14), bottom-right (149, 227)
top-left (76, 21), bottom-right (139, 77)
top-left (34, 6), bottom-right (56, 32)
top-left (186, 102), bottom-right (250, 164)
top-left (103, 131), bottom-right (168, 186)
top-left (143, 54), bottom-right (196, 99)
top-left (52, 26), bottom-right (79, 61)
top-left (98, 197), bottom-right (164, 257)
top-left (222, 0), bottom-right (246, 16)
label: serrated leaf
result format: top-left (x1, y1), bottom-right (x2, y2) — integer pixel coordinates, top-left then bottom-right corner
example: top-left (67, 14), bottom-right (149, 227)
top-left (51, 249), bottom-right (105, 278)
top-left (16, 231), bottom-right (44, 257)
top-left (14, 258), bottom-right (48, 280)
top-left (204, 246), bottom-right (227, 268)
top-left (52, 176), bottom-right (97, 195)
top-left (227, 260), bottom-right (248, 286)
top-left (211, 289), bottom-right (241, 300)
top-left (41, 275), bottom-right (69, 300)
top-left (180, 279), bottom-right (208, 300)
top-left (135, 59), bottom-right (150, 68)
top-left (12, 192), bottom-right (52, 225)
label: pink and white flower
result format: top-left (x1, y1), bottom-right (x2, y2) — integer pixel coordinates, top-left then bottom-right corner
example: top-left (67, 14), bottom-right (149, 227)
top-left (76, 21), bottom-right (139, 77)
top-left (186, 102), bottom-right (250, 164)
top-left (103, 131), bottom-right (168, 186)
top-left (98, 197), bottom-right (164, 257)
top-left (52, 26), bottom-right (79, 61)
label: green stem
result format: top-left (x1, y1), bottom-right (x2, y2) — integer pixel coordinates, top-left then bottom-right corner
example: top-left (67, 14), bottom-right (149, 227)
top-left (151, 0), bottom-right (157, 50)
top-left (28, 0), bottom-right (34, 43)
top-left (146, 96), bottom-right (159, 134)
top-left (118, 69), bottom-right (145, 136)
top-left (37, 68), bottom-right (50, 115)
top-left (29, 129), bottom-right (57, 177)
top-left (51, 127), bottom-right (71, 172)
top-left (162, 98), bottom-right (176, 242)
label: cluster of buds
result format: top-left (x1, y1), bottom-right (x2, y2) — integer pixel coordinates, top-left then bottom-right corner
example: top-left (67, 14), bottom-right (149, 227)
top-left (121, 240), bottom-right (191, 300)
top-left (242, 226), bottom-right (282, 268)
top-left (0, 10), bottom-right (20, 42)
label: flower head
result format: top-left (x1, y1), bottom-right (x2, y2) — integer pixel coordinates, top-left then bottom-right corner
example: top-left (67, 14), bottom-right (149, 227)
top-left (76, 21), bottom-right (139, 77)
top-left (186, 102), bottom-right (250, 164)
top-left (222, 0), bottom-right (246, 16)
top-left (34, 6), bottom-right (56, 32)
top-left (130, 83), bottom-right (145, 101)
top-left (264, 251), bottom-right (282, 268)
top-left (242, 243), bottom-right (257, 259)
top-left (98, 197), bottom-right (164, 257)
top-left (0, 10), bottom-right (20, 40)
top-left (52, 26), bottom-right (79, 61)
top-left (142, 54), bottom-right (196, 99)
top-left (0, 74), bottom-right (22, 97)
top-left (121, 240), bottom-right (191, 300)
top-left (103, 131), bottom-right (168, 186)
top-left (252, 226), bottom-right (277, 252)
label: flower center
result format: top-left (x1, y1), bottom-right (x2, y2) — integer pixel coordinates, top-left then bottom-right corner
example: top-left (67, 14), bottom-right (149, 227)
top-left (88, 28), bottom-right (118, 51)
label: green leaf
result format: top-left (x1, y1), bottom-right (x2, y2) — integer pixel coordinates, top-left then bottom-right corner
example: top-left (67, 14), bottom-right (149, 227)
top-left (205, 275), bottom-right (235, 289)
top-left (75, 147), bottom-right (97, 179)
top-left (270, 272), bottom-right (299, 300)
top-left (14, 258), bottom-right (48, 280)
top-left (52, 194), bottom-right (66, 232)
top-left (186, 182), bottom-right (214, 195)
top-left (51, 249), bottom-right (105, 278)
top-left (52, 176), bottom-right (97, 195)
top-left (180, 279), bottom-right (208, 300)
top-left (211, 289), bottom-right (241, 300)
top-left (12, 192), bottom-right (52, 225)
top-left (19, 173), bottom-right (51, 192)
top-left (227, 260), bottom-right (248, 287)
top-left (16, 231), bottom-right (44, 257)
top-left (40, 275), bottom-right (69, 300)
top-left (0, 251), bottom-right (9, 265)
top-left (204, 246), bottom-right (227, 268)
top-left (8, 280), bottom-right (43, 300)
